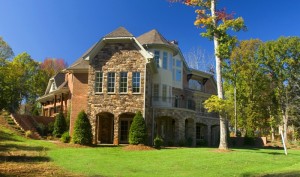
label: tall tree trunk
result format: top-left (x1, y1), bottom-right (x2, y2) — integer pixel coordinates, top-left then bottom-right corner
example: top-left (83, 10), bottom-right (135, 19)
top-left (211, 0), bottom-right (228, 150)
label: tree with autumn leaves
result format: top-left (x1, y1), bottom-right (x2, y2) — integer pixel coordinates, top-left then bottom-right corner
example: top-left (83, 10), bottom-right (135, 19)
top-left (171, 0), bottom-right (246, 149)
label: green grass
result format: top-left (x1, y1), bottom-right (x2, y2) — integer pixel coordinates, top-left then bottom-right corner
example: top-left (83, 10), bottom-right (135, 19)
top-left (1, 122), bottom-right (300, 177)
top-left (49, 147), bottom-right (300, 177)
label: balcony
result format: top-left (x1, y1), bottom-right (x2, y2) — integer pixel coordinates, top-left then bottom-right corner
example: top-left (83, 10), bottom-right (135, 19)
top-left (152, 96), bottom-right (196, 111)
top-left (152, 96), bottom-right (219, 118)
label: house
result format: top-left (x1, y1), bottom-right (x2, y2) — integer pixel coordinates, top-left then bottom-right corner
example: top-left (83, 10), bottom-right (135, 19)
top-left (37, 27), bottom-right (220, 146)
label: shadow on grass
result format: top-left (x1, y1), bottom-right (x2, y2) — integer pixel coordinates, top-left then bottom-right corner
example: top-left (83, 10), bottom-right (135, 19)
top-left (0, 144), bottom-right (49, 152)
top-left (0, 155), bottom-right (50, 162)
top-left (0, 131), bottom-right (23, 142)
top-left (242, 171), bottom-right (300, 177)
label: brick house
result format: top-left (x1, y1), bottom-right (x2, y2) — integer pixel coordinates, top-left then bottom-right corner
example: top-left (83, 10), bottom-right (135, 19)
top-left (37, 27), bottom-right (220, 146)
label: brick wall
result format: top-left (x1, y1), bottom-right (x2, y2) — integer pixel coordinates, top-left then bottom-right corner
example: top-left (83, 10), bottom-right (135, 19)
top-left (69, 73), bottom-right (88, 135)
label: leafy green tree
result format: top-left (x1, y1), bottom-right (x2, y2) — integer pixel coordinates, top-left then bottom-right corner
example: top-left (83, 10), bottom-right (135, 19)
top-left (171, 0), bottom-right (246, 149)
top-left (53, 112), bottom-right (67, 137)
top-left (129, 111), bottom-right (147, 145)
top-left (259, 37), bottom-right (300, 141)
top-left (72, 110), bottom-right (93, 145)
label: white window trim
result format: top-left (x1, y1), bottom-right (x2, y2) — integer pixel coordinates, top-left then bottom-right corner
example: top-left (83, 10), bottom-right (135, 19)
top-left (95, 71), bottom-right (103, 94)
top-left (132, 72), bottom-right (141, 94)
top-left (119, 72), bottom-right (128, 94)
top-left (107, 72), bottom-right (116, 94)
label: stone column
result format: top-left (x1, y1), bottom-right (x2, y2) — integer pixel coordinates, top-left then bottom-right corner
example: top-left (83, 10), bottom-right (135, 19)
top-left (113, 115), bottom-right (119, 145)
top-left (207, 124), bottom-right (211, 146)
top-left (177, 118), bottom-right (185, 142)
top-left (192, 122), bottom-right (196, 147)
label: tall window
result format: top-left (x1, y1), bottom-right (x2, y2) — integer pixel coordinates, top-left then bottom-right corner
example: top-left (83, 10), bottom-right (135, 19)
top-left (163, 52), bottom-right (168, 70)
top-left (154, 50), bottom-right (160, 68)
top-left (162, 84), bottom-right (167, 102)
top-left (174, 59), bottom-right (182, 82)
top-left (95, 71), bottom-right (103, 93)
top-left (153, 84), bottom-right (159, 101)
top-left (119, 72), bottom-right (128, 93)
top-left (169, 54), bottom-right (173, 71)
top-left (107, 72), bottom-right (115, 93)
top-left (132, 72), bottom-right (140, 93)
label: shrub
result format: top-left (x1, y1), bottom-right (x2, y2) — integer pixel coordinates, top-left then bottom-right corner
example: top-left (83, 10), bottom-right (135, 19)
top-left (25, 130), bottom-right (32, 138)
top-left (36, 123), bottom-right (46, 136)
top-left (186, 137), bottom-right (193, 147)
top-left (196, 139), bottom-right (207, 146)
top-left (154, 136), bottom-right (163, 149)
top-left (53, 112), bottom-right (67, 138)
top-left (178, 139), bottom-right (186, 147)
top-left (72, 110), bottom-right (93, 145)
top-left (129, 111), bottom-right (147, 145)
top-left (47, 122), bottom-right (54, 135)
top-left (61, 131), bottom-right (71, 143)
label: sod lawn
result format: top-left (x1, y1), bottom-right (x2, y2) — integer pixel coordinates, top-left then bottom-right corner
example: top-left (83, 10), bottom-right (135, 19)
top-left (1, 120), bottom-right (300, 177)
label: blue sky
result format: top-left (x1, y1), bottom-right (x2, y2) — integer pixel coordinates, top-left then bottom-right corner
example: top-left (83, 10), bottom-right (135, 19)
top-left (1, 0), bottom-right (299, 66)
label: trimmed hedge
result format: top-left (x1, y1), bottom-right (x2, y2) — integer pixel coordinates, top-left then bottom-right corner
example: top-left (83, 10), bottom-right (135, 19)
top-left (129, 111), bottom-right (147, 145)
top-left (72, 110), bottom-right (92, 145)
top-left (53, 112), bottom-right (67, 138)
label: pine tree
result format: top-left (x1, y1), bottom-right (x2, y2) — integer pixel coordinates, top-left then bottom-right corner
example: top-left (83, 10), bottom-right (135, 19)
top-left (129, 111), bottom-right (147, 145)
top-left (72, 110), bottom-right (93, 145)
top-left (53, 112), bottom-right (67, 137)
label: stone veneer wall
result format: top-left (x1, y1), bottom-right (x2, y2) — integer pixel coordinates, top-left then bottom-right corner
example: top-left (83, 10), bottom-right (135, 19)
top-left (87, 42), bottom-right (149, 145)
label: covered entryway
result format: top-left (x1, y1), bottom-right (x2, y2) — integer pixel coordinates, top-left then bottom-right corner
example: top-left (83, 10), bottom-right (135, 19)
top-left (119, 112), bottom-right (135, 144)
top-left (156, 116), bottom-right (176, 145)
top-left (196, 123), bottom-right (208, 146)
top-left (96, 112), bottom-right (114, 144)
top-left (211, 125), bottom-right (220, 146)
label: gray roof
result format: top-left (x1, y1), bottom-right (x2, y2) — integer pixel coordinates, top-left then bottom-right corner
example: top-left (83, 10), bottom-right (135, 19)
top-left (67, 43), bottom-right (96, 70)
top-left (53, 73), bottom-right (65, 87)
top-left (137, 29), bottom-right (172, 46)
top-left (104, 27), bottom-right (134, 38)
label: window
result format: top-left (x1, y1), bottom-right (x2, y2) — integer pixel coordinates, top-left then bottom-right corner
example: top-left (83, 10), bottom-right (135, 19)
top-left (119, 72), bottom-right (128, 93)
top-left (107, 72), bottom-right (115, 93)
top-left (173, 59), bottom-right (182, 82)
top-left (176, 70), bottom-right (182, 81)
top-left (154, 50), bottom-right (160, 68)
top-left (163, 52), bottom-right (168, 69)
top-left (132, 72), bottom-right (140, 93)
top-left (95, 71), bottom-right (103, 93)
top-left (176, 60), bottom-right (182, 67)
top-left (162, 85), bottom-right (167, 102)
top-left (153, 84), bottom-right (159, 101)
top-left (169, 54), bottom-right (173, 71)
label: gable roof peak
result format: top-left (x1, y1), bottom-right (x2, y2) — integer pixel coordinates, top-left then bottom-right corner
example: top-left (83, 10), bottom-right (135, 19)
top-left (137, 29), bottom-right (171, 46)
top-left (104, 26), bottom-right (134, 38)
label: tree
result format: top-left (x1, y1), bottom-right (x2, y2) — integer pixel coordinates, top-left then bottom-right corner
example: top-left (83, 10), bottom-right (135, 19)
top-left (0, 36), bottom-right (14, 65)
top-left (72, 110), bottom-right (93, 145)
top-left (259, 37), bottom-right (300, 141)
top-left (129, 111), bottom-right (147, 145)
top-left (40, 58), bottom-right (68, 78)
top-left (184, 47), bottom-right (215, 73)
top-left (171, 0), bottom-right (246, 149)
top-left (53, 112), bottom-right (67, 137)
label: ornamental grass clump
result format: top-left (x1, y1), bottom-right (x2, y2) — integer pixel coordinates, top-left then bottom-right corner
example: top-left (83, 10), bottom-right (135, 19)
top-left (72, 110), bottom-right (92, 145)
top-left (129, 111), bottom-right (147, 145)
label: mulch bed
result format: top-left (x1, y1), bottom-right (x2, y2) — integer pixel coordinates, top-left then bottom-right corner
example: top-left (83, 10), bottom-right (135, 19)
top-left (122, 144), bottom-right (156, 151)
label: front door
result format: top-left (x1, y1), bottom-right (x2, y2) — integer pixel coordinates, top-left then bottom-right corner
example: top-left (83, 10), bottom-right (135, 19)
top-left (98, 116), bottom-right (114, 144)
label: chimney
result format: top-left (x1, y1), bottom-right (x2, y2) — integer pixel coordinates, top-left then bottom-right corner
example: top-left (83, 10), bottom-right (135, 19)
top-left (170, 40), bottom-right (179, 45)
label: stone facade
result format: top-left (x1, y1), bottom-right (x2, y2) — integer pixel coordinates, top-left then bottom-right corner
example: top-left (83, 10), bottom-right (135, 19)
top-left (87, 41), bottom-right (149, 145)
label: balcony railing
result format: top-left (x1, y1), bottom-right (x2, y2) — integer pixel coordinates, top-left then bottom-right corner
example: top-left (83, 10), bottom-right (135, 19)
top-left (152, 96), bottom-right (196, 111)
top-left (152, 96), bottom-right (219, 118)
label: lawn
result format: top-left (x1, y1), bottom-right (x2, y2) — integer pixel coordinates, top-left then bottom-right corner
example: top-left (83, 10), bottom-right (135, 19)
top-left (1, 117), bottom-right (300, 177)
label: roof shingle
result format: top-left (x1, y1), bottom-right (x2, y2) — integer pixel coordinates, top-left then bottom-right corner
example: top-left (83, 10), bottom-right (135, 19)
top-left (104, 27), bottom-right (134, 38)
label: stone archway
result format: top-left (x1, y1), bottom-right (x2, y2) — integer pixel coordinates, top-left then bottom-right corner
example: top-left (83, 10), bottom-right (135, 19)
top-left (96, 112), bottom-right (114, 144)
top-left (119, 112), bottom-right (135, 144)
top-left (156, 116), bottom-right (176, 145)
top-left (211, 125), bottom-right (220, 146)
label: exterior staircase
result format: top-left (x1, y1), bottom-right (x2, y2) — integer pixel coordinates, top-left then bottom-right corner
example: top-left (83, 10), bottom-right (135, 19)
top-left (10, 114), bottom-right (42, 139)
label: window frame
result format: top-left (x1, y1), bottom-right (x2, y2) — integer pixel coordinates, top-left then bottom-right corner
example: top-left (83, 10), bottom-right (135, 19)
top-left (132, 72), bottom-right (141, 94)
top-left (107, 72), bottom-right (116, 93)
top-left (163, 51), bottom-right (168, 70)
top-left (95, 71), bottom-right (103, 94)
top-left (119, 72), bottom-right (128, 93)
top-left (154, 50), bottom-right (160, 68)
